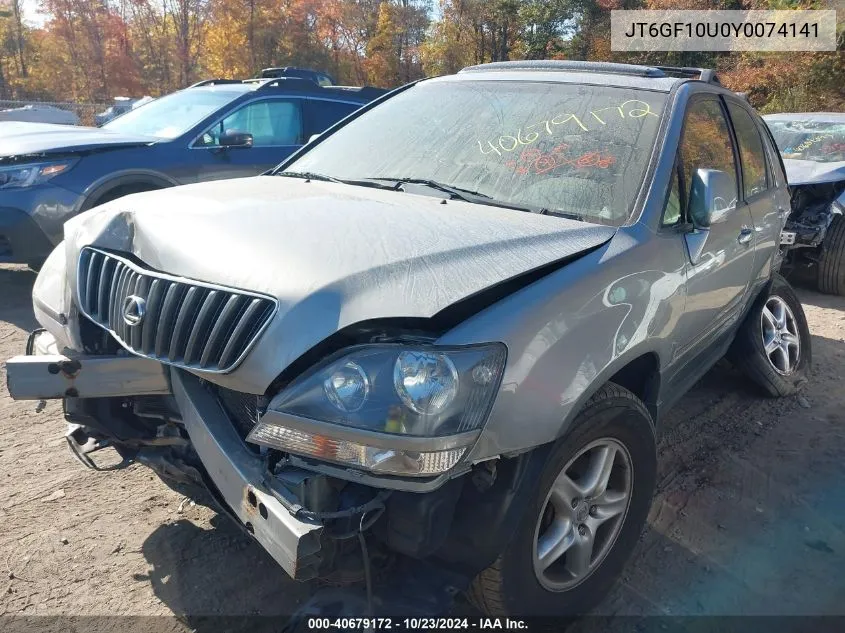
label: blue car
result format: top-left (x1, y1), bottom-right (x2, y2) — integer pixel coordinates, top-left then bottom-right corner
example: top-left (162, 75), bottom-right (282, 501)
top-left (0, 77), bottom-right (384, 266)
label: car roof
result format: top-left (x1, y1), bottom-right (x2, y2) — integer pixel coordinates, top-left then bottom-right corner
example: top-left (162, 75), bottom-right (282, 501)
top-left (186, 78), bottom-right (380, 102)
top-left (433, 60), bottom-right (721, 93)
top-left (764, 113), bottom-right (845, 123)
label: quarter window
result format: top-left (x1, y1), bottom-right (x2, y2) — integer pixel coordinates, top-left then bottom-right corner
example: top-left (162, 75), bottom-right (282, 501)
top-left (198, 99), bottom-right (302, 147)
top-left (727, 102), bottom-right (769, 198)
top-left (662, 163), bottom-right (683, 227)
top-left (307, 100), bottom-right (359, 136)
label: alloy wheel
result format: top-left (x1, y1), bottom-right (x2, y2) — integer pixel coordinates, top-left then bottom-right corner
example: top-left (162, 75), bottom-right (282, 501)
top-left (760, 295), bottom-right (800, 375)
top-left (532, 438), bottom-right (633, 591)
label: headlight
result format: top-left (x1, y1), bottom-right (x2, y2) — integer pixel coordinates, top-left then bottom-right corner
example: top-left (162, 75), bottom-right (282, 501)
top-left (0, 160), bottom-right (77, 190)
top-left (394, 351), bottom-right (459, 415)
top-left (246, 343), bottom-right (507, 476)
top-left (324, 361), bottom-right (370, 413)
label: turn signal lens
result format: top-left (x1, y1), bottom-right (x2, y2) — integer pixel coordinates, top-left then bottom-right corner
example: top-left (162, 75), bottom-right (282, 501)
top-left (246, 423), bottom-right (466, 477)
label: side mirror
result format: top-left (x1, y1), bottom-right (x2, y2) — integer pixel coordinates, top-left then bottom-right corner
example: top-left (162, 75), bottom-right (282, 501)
top-left (219, 131), bottom-right (253, 148)
top-left (688, 168), bottom-right (736, 228)
top-left (308, 133), bottom-right (321, 144)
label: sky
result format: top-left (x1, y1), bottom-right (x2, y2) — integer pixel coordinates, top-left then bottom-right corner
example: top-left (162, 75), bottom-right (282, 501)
top-left (20, 0), bottom-right (47, 27)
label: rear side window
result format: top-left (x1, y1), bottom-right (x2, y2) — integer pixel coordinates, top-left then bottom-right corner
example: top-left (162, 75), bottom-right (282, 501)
top-left (307, 100), bottom-right (359, 135)
top-left (727, 102), bottom-right (769, 198)
top-left (677, 99), bottom-right (738, 226)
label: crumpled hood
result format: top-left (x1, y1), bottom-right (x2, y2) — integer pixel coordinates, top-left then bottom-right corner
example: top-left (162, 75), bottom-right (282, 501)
top-left (782, 158), bottom-right (845, 186)
top-left (0, 121), bottom-right (157, 158)
top-left (64, 176), bottom-right (616, 392)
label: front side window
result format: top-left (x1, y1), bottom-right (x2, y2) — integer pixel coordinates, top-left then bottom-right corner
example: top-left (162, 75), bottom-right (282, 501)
top-left (727, 102), bottom-right (769, 198)
top-left (662, 163), bottom-right (683, 226)
top-left (678, 99), bottom-right (738, 226)
top-left (283, 80), bottom-right (668, 226)
top-left (198, 100), bottom-right (303, 147)
top-left (767, 119), bottom-right (845, 163)
top-left (103, 89), bottom-right (242, 139)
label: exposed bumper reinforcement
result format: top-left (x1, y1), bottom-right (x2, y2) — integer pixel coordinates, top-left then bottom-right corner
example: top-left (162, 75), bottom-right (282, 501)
top-left (6, 352), bottom-right (171, 400)
top-left (171, 370), bottom-right (323, 580)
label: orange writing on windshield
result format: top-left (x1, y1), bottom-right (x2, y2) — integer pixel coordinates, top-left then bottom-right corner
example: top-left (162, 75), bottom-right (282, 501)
top-left (505, 145), bottom-right (617, 175)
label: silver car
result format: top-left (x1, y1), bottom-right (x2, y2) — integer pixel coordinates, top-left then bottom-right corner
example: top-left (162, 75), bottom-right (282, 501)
top-left (6, 61), bottom-right (811, 617)
top-left (764, 113), bottom-right (845, 295)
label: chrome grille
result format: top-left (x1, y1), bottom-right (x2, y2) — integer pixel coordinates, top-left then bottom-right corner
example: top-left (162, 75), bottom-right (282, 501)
top-left (77, 247), bottom-right (276, 372)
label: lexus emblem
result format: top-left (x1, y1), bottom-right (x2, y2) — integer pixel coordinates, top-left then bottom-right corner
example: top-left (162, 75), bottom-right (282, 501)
top-left (122, 295), bottom-right (146, 327)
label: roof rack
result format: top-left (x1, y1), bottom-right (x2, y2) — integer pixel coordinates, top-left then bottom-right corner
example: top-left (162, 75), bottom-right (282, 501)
top-left (459, 60), bottom-right (723, 85)
top-left (188, 76), bottom-right (384, 99)
top-left (188, 79), bottom-right (246, 88)
top-left (654, 66), bottom-right (721, 85)
top-left (460, 60), bottom-right (666, 78)
top-left (322, 85), bottom-right (388, 99)
top-left (254, 77), bottom-right (321, 91)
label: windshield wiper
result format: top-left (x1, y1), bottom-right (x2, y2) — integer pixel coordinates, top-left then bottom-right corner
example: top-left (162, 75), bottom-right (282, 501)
top-left (366, 177), bottom-right (493, 201)
top-left (367, 178), bottom-right (588, 221)
top-left (276, 171), bottom-right (401, 191)
top-left (275, 171), bottom-right (343, 183)
top-left (538, 208), bottom-right (587, 222)
top-left (374, 177), bottom-right (592, 221)
top-left (278, 173), bottom-right (589, 222)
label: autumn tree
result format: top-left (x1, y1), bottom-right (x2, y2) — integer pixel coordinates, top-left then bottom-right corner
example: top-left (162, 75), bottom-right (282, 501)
top-left (0, 0), bottom-right (838, 113)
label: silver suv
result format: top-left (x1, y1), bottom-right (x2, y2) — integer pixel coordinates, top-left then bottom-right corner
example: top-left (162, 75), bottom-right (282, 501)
top-left (6, 61), bottom-right (811, 617)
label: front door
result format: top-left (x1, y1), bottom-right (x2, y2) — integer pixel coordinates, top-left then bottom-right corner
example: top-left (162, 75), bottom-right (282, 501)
top-left (193, 98), bottom-right (304, 181)
top-left (669, 96), bottom-right (757, 366)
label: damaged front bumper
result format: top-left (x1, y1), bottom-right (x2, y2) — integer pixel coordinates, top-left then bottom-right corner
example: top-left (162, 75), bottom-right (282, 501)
top-left (172, 370), bottom-right (324, 580)
top-left (7, 339), bottom-right (170, 401)
top-left (6, 332), bottom-right (324, 580)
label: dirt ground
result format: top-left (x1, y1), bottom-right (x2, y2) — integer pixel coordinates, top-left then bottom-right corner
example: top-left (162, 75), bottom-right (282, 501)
top-left (1, 263), bottom-right (844, 630)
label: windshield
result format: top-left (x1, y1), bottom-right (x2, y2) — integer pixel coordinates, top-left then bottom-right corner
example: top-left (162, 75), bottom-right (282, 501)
top-left (282, 80), bottom-right (667, 226)
top-left (102, 89), bottom-right (243, 139)
top-left (767, 120), bottom-right (845, 163)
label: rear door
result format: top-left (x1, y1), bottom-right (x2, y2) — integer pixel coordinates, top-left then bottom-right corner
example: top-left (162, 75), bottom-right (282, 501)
top-left (669, 96), bottom-right (757, 364)
top-left (193, 97), bottom-right (305, 181)
top-left (304, 98), bottom-right (363, 141)
top-left (725, 99), bottom-right (789, 291)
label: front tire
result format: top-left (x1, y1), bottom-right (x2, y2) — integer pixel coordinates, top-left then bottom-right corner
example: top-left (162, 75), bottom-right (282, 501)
top-left (817, 215), bottom-right (845, 296)
top-left (468, 383), bottom-right (657, 617)
top-left (730, 273), bottom-right (811, 397)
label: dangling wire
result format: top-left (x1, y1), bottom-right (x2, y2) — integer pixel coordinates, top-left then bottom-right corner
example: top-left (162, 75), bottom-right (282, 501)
top-left (358, 510), bottom-right (374, 618)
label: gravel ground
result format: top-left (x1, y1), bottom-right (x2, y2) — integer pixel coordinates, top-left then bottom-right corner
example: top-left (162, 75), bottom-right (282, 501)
top-left (1, 263), bottom-right (844, 630)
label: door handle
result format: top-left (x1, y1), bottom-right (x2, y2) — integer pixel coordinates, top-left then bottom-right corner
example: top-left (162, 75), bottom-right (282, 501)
top-left (738, 227), bottom-right (753, 245)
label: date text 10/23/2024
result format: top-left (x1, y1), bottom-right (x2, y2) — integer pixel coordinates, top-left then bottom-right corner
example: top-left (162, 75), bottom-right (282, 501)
top-left (306, 617), bottom-right (530, 630)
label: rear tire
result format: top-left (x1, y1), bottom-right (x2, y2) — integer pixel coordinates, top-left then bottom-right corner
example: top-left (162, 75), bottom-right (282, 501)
top-left (468, 383), bottom-right (656, 617)
top-left (817, 215), bottom-right (845, 296)
top-left (730, 274), bottom-right (811, 397)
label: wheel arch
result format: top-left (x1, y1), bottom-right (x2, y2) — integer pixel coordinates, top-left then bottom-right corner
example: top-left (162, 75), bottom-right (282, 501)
top-left (77, 170), bottom-right (179, 213)
top-left (557, 349), bottom-right (663, 437)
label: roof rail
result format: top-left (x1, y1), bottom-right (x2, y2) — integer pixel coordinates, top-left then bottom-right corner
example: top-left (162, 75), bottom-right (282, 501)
top-left (189, 76), bottom-right (383, 99)
top-left (256, 77), bottom-right (321, 91)
top-left (654, 66), bottom-right (721, 85)
top-left (322, 85), bottom-right (388, 99)
top-left (459, 60), bottom-right (666, 78)
top-left (189, 79), bottom-right (245, 88)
